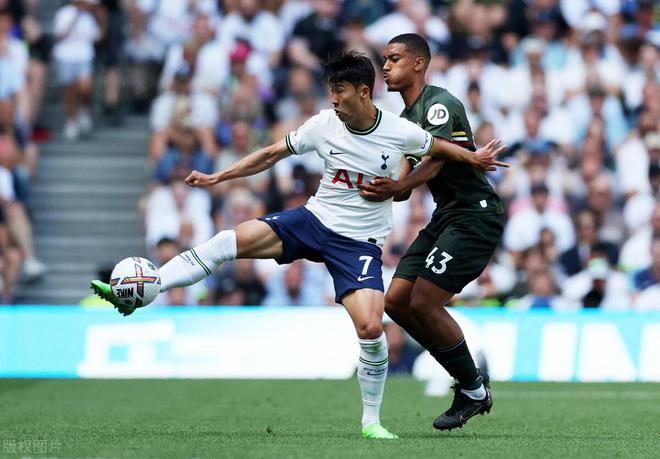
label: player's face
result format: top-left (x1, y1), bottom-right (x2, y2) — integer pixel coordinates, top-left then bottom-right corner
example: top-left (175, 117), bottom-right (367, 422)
top-left (328, 82), bottom-right (361, 122)
top-left (383, 43), bottom-right (417, 91)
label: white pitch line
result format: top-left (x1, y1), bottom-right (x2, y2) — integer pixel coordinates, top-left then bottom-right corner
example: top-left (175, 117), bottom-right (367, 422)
top-left (493, 390), bottom-right (660, 400)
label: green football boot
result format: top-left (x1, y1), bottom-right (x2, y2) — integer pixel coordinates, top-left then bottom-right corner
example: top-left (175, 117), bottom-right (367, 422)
top-left (361, 423), bottom-right (399, 439)
top-left (90, 280), bottom-right (136, 316)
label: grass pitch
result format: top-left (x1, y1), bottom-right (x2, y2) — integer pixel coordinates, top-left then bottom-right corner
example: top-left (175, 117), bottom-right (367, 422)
top-left (1, 378), bottom-right (659, 458)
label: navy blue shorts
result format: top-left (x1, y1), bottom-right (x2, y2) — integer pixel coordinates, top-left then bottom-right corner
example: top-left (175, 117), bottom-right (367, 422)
top-left (258, 206), bottom-right (384, 303)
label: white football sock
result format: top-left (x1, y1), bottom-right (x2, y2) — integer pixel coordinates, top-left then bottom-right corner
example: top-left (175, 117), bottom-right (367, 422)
top-left (461, 384), bottom-right (487, 400)
top-left (357, 333), bottom-right (389, 427)
top-left (159, 230), bottom-right (237, 292)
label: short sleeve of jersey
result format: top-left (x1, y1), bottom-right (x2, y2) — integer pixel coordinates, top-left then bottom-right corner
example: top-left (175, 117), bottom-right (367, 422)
top-left (422, 94), bottom-right (455, 141)
top-left (285, 114), bottom-right (321, 155)
top-left (402, 119), bottom-right (435, 158)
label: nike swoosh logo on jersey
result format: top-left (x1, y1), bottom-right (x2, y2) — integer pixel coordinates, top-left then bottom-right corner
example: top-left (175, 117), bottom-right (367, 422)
top-left (329, 149), bottom-right (345, 155)
top-left (357, 276), bottom-right (375, 282)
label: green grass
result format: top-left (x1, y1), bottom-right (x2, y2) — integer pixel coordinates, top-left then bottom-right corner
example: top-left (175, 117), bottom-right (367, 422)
top-left (1, 378), bottom-right (659, 458)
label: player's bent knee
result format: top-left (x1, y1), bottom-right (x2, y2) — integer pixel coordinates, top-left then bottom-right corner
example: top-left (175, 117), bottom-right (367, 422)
top-left (356, 321), bottom-right (384, 340)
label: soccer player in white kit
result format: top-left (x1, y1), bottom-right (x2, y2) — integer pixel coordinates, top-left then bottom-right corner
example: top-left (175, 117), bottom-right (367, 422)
top-left (92, 51), bottom-right (506, 439)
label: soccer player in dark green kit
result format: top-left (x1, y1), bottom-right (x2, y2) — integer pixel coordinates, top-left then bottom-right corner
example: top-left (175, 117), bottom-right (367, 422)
top-left (359, 33), bottom-right (506, 431)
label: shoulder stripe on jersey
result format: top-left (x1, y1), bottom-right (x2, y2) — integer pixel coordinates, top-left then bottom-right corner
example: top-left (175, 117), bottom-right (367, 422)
top-left (451, 131), bottom-right (467, 136)
top-left (452, 136), bottom-right (469, 142)
top-left (345, 108), bottom-right (382, 135)
top-left (285, 133), bottom-right (297, 154)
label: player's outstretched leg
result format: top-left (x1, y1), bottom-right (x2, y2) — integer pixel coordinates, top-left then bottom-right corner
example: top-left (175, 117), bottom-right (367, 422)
top-left (92, 221), bottom-right (282, 316)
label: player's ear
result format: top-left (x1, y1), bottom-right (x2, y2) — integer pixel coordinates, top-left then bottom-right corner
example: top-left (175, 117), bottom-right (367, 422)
top-left (359, 83), bottom-right (371, 99)
top-left (414, 56), bottom-right (426, 72)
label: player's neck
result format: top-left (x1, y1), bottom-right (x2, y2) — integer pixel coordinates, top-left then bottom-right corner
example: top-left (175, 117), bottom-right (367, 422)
top-left (345, 103), bottom-right (379, 132)
top-left (401, 79), bottom-right (426, 109)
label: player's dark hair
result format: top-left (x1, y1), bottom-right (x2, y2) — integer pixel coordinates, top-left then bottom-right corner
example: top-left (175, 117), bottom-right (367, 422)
top-left (388, 33), bottom-right (431, 65)
top-left (322, 50), bottom-right (375, 97)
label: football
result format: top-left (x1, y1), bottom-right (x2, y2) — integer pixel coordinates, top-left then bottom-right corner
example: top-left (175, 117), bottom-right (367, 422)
top-left (110, 257), bottom-right (161, 308)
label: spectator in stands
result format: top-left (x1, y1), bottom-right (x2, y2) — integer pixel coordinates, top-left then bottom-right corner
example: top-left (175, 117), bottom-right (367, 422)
top-left (214, 119), bottom-right (269, 195)
top-left (568, 84), bottom-right (628, 154)
top-left (559, 208), bottom-right (619, 278)
top-left (145, 175), bottom-right (214, 253)
top-left (622, 40), bottom-right (658, 116)
top-left (136, 0), bottom-right (214, 60)
top-left (287, 0), bottom-right (343, 74)
top-left (615, 110), bottom-right (657, 200)
top-left (0, 99), bottom-right (44, 282)
top-left (149, 62), bottom-right (218, 178)
top-left (562, 253), bottom-right (630, 310)
top-left (274, 66), bottom-right (322, 125)
top-left (463, 81), bottom-right (485, 133)
top-left (562, 12), bottom-right (625, 99)
top-left (159, 14), bottom-right (226, 96)
top-left (620, 204), bottom-right (660, 273)
top-left (263, 259), bottom-right (329, 306)
top-left (19, 12), bottom-right (52, 130)
top-left (581, 174), bottom-right (625, 246)
top-left (508, 245), bottom-right (547, 298)
top-left (217, 0), bottom-right (285, 87)
top-left (123, 2), bottom-right (164, 113)
top-left (96, 0), bottom-right (124, 124)
top-left (212, 187), bottom-right (263, 233)
top-left (512, 269), bottom-right (563, 310)
top-left (565, 137), bottom-right (610, 208)
top-left (509, 8), bottom-right (567, 73)
top-left (219, 39), bottom-right (272, 122)
top-left (53, 0), bottom-right (101, 141)
top-left (0, 7), bottom-right (37, 201)
top-left (0, 8), bottom-right (28, 122)
top-left (504, 182), bottom-right (575, 259)
top-left (208, 258), bottom-right (266, 306)
top-left (365, 0), bottom-right (448, 50)
top-left (499, 138), bottom-right (569, 206)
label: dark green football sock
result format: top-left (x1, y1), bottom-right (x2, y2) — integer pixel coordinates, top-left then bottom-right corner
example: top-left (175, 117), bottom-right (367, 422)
top-left (427, 338), bottom-right (482, 390)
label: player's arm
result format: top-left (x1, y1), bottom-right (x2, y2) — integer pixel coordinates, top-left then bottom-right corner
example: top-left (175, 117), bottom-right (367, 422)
top-left (359, 156), bottom-right (444, 202)
top-left (429, 138), bottom-right (509, 172)
top-left (185, 138), bottom-right (291, 188)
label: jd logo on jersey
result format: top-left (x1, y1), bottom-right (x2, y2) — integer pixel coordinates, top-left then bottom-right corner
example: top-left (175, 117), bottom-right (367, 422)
top-left (427, 103), bottom-right (449, 126)
top-left (381, 154), bottom-right (389, 170)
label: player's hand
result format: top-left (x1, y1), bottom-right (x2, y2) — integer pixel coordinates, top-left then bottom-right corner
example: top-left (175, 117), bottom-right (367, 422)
top-left (358, 176), bottom-right (400, 202)
top-left (185, 170), bottom-right (217, 188)
top-left (473, 139), bottom-right (510, 172)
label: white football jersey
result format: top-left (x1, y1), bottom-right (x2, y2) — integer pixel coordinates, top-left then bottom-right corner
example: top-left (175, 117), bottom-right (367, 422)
top-left (286, 108), bottom-right (434, 244)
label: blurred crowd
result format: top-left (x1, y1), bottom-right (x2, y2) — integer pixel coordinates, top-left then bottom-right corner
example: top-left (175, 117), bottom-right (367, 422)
top-left (2, 0), bottom-right (660, 311)
top-left (0, 0), bottom-right (50, 302)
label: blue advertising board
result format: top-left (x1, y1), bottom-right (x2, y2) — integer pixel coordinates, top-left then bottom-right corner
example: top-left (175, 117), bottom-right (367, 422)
top-left (1, 306), bottom-right (659, 381)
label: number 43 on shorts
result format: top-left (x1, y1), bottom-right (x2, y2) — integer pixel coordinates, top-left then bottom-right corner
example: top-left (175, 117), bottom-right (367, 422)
top-left (425, 247), bottom-right (453, 274)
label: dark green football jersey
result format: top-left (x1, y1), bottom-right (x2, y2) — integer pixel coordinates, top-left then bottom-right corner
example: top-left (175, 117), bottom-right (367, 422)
top-left (400, 85), bottom-right (501, 214)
